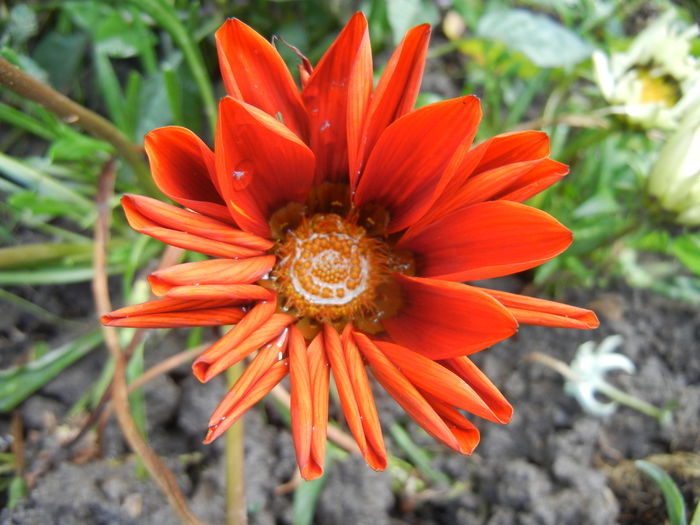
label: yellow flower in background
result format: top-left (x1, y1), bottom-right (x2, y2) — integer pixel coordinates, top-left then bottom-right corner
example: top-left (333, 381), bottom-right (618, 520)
top-left (647, 102), bottom-right (700, 224)
top-left (593, 11), bottom-right (700, 129)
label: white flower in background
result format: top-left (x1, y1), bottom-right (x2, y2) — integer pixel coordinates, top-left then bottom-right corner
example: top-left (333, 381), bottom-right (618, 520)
top-left (593, 11), bottom-right (700, 129)
top-left (565, 335), bottom-right (635, 417)
top-left (647, 102), bottom-right (700, 224)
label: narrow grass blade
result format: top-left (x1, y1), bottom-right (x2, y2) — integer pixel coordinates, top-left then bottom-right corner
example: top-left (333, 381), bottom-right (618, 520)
top-left (635, 459), bottom-right (687, 525)
top-left (0, 330), bottom-right (103, 412)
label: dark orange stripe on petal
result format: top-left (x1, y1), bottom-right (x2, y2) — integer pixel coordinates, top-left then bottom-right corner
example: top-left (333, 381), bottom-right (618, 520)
top-left (106, 296), bottom-right (239, 318)
top-left (477, 287), bottom-right (599, 329)
top-left (192, 301), bottom-right (287, 382)
top-left (148, 256), bottom-right (275, 295)
top-left (353, 332), bottom-right (461, 451)
top-left (194, 313), bottom-right (293, 383)
top-left (122, 195), bottom-right (273, 253)
top-left (376, 341), bottom-right (506, 423)
top-left (352, 24), bottom-right (431, 186)
top-left (427, 130), bottom-right (552, 223)
top-left (145, 126), bottom-right (231, 223)
top-left (101, 307), bottom-right (245, 328)
top-left (470, 130), bottom-right (550, 175)
top-left (325, 324), bottom-right (386, 471)
top-left (164, 284), bottom-right (274, 302)
top-left (382, 275), bottom-right (518, 359)
top-left (354, 96), bottom-right (482, 233)
top-left (307, 332), bottom-right (329, 477)
top-left (204, 353), bottom-right (289, 444)
top-left (398, 201), bottom-right (572, 282)
top-left (216, 19), bottom-right (308, 139)
top-left (441, 356), bottom-right (513, 424)
top-left (340, 324), bottom-right (386, 469)
top-left (419, 391), bottom-right (480, 454)
top-left (289, 325), bottom-right (323, 480)
top-left (215, 97), bottom-right (315, 238)
top-left (495, 159), bottom-right (568, 202)
top-left (302, 12), bottom-right (372, 184)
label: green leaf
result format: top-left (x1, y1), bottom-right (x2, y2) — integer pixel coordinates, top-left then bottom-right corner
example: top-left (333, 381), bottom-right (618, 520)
top-left (94, 11), bottom-right (142, 58)
top-left (32, 32), bottom-right (88, 91)
top-left (572, 192), bottom-right (620, 218)
top-left (7, 476), bottom-right (28, 509)
top-left (635, 460), bottom-right (687, 525)
top-left (477, 9), bottom-right (592, 67)
top-left (0, 331), bottom-right (103, 412)
top-left (389, 423), bottom-right (450, 485)
top-left (672, 235), bottom-right (700, 276)
top-left (292, 470), bottom-right (327, 525)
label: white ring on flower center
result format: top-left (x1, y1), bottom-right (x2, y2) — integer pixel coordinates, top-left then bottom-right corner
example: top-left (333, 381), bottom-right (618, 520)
top-left (288, 232), bottom-right (369, 306)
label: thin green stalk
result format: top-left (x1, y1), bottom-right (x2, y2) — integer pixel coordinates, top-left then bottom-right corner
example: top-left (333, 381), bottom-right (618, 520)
top-left (0, 288), bottom-right (78, 326)
top-left (130, 0), bottom-right (217, 137)
top-left (225, 362), bottom-right (248, 525)
top-left (596, 382), bottom-right (667, 423)
top-left (0, 57), bottom-right (158, 197)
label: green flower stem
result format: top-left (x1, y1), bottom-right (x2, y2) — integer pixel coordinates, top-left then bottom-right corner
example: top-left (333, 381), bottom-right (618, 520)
top-left (131, 0), bottom-right (218, 137)
top-left (596, 381), bottom-right (669, 424)
top-left (225, 361), bottom-right (248, 525)
top-left (0, 58), bottom-right (158, 197)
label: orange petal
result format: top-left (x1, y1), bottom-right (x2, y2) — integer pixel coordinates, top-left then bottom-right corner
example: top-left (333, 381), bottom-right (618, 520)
top-left (353, 332), bottom-right (464, 452)
top-left (105, 296), bottom-right (239, 318)
top-left (441, 356), bottom-right (513, 424)
top-left (496, 158), bottom-right (568, 202)
top-left (193, 313), bottom-right (293, 383)
top-left (144, 126), bottom-right (230, 223)
top-left (162, 284), bottom-right (274, 302)
top-left (382, 275), bottom-right (518, 359)
top-left (302, 12), bottom-right (372, 184)
top-left (426, 130), bottom-right (552, 223)
top-left (307, 332), bottom-right (329, 477)
top-left (148, 256), bottom-right (275, 295)
top-left (429, 158), bottom-right (567, 216)
top-left (102, 306), bottom-right (245, 328)
top-left (122, 195), bottom-right (271, 258)
top-left (352, 24), bottom-right (431, 185)
top-left (398, 201), bottom-right (573, 281)
top-left (466, 130), bottom-right (550, 176)
top-left (204, 340), bottom-right (289, 443)
top-left (325, 324), bottom-right (386, 471)
top-left (419, 391), bottom-right (480, 454)
top-left (376, 341), bottom-right (507, 423)
top-left (354, 96), bottom-right (482, 233)
top-left (288, 325), bottom-right (323, 480)
top-left (192, 300), bottom-right (290, 381)
top-left (476, 287), bottom-right (599, 329)
top-left (215, 97), bottom-right (315, 237)
top-left (215, 19), bottom-right (307, 139)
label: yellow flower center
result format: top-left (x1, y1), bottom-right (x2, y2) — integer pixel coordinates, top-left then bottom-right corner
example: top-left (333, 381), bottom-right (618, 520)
top-left (267, 185), bottom-right (415, 338)
top-left (638, 69), bottom-right (680, 107)
top-left (274, 214), bottom-right (387, 320)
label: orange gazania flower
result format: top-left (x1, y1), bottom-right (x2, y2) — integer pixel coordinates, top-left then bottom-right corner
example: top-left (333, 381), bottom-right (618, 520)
top-left (103, 13), bottom-right (598, 480)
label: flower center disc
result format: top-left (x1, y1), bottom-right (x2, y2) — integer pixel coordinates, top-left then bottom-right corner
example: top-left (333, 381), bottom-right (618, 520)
top-left (274, 214), bottom-right (388, 322)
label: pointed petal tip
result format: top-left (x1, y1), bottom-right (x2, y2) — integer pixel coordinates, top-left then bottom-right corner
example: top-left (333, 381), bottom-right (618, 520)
top-left (300, 463), bottom-right (324, 481)
top-left (584, 311), bottom-right (600, 329)
top-left (192, 359), bottom-right (211, 383)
